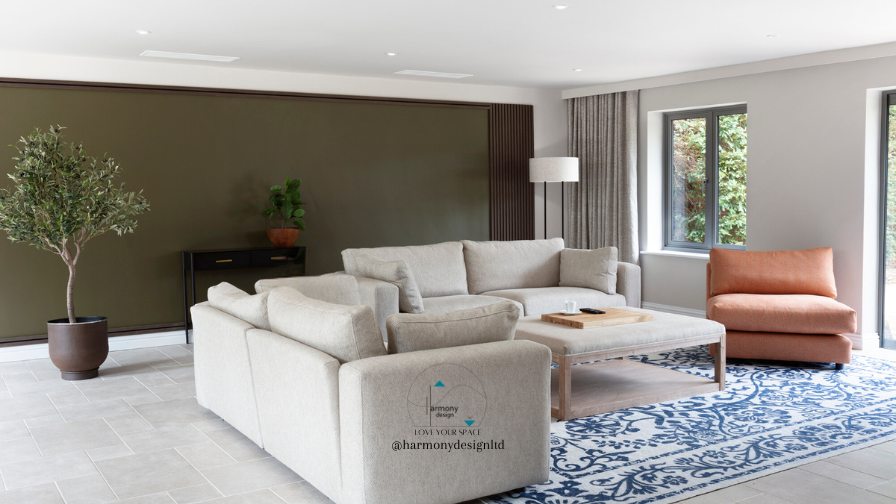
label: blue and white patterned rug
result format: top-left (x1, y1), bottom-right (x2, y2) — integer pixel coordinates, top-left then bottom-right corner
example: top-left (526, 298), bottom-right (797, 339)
top-left (484, 346), bottom-right (896, 504)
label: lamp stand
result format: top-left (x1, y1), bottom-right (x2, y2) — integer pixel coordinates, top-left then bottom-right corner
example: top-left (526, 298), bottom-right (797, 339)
top-left (543, 181), bottom-right (548, 239)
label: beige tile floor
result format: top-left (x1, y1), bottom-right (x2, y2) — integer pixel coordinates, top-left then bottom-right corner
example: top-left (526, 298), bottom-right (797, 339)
top-left (0, 344), bottom-right (895, 504)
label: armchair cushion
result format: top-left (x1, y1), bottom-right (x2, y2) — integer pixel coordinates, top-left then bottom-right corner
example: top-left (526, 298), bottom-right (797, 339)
top-left (709, 247), bottom-right (837, 298)
top-left (559, 247), bottom-right (618, 294)
top-left (353, 254), bottom-right (424, 314)
top-left (207, 282), bottom-right (271, 330)
top-left (267, 288), bottom-right (386, 363)
top-left (462, 238), bottom-right (564, 294)
top-left (254, 273), bottom-right (361, 306)
top-left (386, 301), bottom-right (520, 354)
top-left (707, 293), bottom-right (856, 334)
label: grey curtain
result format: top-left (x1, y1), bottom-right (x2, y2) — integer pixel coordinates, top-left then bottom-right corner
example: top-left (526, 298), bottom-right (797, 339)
top-left (565, 91), bottom-right (639, 263)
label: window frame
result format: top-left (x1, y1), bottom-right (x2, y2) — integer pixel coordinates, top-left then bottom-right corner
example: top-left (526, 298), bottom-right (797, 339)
top-left (663, 105), bottom-right (748, 252)
top-left (877, 91), bottom-right (896, 347)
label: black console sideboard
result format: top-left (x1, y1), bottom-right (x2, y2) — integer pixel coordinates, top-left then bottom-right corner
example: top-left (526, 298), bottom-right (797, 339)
top-left (181, 246), bottom-right (306, 342)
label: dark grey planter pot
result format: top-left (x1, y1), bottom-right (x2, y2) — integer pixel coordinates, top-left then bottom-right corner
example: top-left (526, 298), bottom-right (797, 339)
top-left (47, 316), bottom-right (109, 380)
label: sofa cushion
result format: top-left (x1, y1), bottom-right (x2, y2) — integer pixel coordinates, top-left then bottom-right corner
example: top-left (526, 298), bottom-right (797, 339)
top-left (559, 247), bottom-right (618, 294)
top-left (254, 274), bottom-right (361, 305)
top-left (353, 254), bottom-right (424, 314)
top-left (709, 247), bottom-right (837, 298)
top-left (483, 287), bottom-right (626, 316)
top-left (386, 301), bottom-right (520, 354)
top-left (422, 295), bottom-right (524, 314)
top-left (462, 238), bottom-right (564, 294)
top-left (707, 294), bottom-right (857, 335)
top-left (267, 288), bottom-right (386, 363)
top-left (342, 242), bottom-right (467, 297)
top-left (208, 282), bottom-right (271, 330)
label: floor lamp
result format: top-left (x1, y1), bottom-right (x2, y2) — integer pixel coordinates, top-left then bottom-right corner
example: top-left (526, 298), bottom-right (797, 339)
top-left (529, 157), bottom-right (579, 241)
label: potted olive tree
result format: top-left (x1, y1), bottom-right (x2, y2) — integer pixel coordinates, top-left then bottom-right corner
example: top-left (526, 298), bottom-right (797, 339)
top-left (0, 126), bottom-right (150, 380)
top-left (263, 177), bottom-right (306, 247)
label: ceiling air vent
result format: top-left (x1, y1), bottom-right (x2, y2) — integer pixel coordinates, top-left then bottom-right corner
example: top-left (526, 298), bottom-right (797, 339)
top-left (394, 70), bottom-right (473, 79)
top-left (140, 50), bottom-right (239, 63)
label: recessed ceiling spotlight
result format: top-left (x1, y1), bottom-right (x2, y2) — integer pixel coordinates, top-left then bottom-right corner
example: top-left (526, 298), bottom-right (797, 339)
top-left (136, 30), bottom-right (151, 35)
top-left (553, 4), bottom-right (568, 9)
top-left (573, 68), bottom-right (582, 72)
top-left (385, 52), bottom-right (398, 56)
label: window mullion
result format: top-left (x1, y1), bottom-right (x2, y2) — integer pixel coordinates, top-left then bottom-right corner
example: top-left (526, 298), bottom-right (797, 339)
top-left (708, 111), bottom-right (720, 248)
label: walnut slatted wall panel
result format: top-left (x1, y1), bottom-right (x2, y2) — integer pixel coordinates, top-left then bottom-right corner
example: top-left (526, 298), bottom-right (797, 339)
top-left (489, 103), bottom-right (534, 240)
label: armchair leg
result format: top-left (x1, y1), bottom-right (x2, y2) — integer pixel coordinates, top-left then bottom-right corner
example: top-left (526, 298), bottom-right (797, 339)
top-left (835, 363), bottom-right (845, 371)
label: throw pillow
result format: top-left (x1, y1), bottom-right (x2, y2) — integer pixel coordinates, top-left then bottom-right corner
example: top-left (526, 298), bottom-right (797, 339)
top-left (353, 254), bottom-right (424, 314)
top-left (267, 287), bottom-right (385, 363)
top-left (254, 273), bottom-right (361, 305)
top-left (386, 301), bottom-right (520, 354)
top-left (207, 282), bottom-right (271, 330)
top-left (559, 247), bottom-right (618, 294)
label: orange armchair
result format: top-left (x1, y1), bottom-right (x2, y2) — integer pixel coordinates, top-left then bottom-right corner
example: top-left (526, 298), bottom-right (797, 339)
top-left (706, 247), bottom-right (855, 369)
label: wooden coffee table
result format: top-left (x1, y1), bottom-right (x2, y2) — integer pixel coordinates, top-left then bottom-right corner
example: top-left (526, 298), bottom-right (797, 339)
top-left (516, 308), bottom-right (726, 421)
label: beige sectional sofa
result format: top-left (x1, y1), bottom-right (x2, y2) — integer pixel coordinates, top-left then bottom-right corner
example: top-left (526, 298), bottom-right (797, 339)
top-left (192, 275), bottom-right (551, 504)
top-left (342, 238), bottom-right (641, 337)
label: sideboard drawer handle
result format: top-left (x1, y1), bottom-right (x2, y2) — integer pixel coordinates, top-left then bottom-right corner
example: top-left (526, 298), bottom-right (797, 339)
top-left (270, 256), bottom-right (288, 261)
top-left (215, 259), bottom-right (233, 263)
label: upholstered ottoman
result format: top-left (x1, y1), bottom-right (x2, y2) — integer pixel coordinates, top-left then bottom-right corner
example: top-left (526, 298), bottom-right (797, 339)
top-left (515, 309), bottom-right (726, 420)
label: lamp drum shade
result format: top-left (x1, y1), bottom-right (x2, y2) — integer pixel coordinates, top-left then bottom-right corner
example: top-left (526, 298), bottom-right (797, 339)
top-left (529, 157), bottom-right (579, 182)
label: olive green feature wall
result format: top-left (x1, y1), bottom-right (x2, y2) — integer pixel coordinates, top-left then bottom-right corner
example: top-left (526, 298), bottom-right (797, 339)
top-left (0, 86), bottom-right (489, 339)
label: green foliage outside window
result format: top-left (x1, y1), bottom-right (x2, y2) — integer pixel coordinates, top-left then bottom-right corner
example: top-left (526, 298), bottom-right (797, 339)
top-left (671, 114), bottom-right (747, 245)
top-left (886, 106), bottom-right (896, 267)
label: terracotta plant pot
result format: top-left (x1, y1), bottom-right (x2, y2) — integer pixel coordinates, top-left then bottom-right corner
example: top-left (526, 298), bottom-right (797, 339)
top-left (47, 317), bottom-right (109, 380)
top-left (267, 228), bottom-right (301, 248)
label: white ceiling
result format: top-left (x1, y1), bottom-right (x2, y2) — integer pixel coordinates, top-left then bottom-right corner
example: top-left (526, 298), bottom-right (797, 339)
top-left (3, 0), bottom-right (896, 89)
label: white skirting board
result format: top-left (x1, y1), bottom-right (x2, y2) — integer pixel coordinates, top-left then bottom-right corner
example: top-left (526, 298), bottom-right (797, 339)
top-left (0, 330), bottom-right (191, 363)
top-left (641, 302), bottom-right (875, 351)
top-left (640, 302), bottom-right (706, 319)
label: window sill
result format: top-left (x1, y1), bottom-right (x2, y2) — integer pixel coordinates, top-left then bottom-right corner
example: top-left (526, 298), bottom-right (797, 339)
top-left (640, 250), bottom-right (709, 260)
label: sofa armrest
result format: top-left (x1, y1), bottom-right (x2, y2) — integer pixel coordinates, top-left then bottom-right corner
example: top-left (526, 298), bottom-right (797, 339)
top-left (617, 261), bottom-right (641, 308)
top-left (338, 340), bottom-right (551, 504)
top-left (355, 276), bottom-right (399, 341)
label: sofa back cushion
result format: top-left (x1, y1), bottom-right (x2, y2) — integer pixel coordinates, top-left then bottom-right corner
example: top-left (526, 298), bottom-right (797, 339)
top-left (208, 282), bottom-right (271, 330)
top-left (386, 301), bottom-right (520, 354)
top-left (462, 238), bottom-right (564, 294)
top-left (267, 288), bottom-right (386, 363)
top-left (709, 247), bottom-right (837, 298)
top-left (353, 254), bottom-right (424, 314)
top-left (254, 274), bottom-right (361, 306)
top-left (559, 247), bottom-right (618, 294)
top-left (342, 242), bottom-right (467, 298)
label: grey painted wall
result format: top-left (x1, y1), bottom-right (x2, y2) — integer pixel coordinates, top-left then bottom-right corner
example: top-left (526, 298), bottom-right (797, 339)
top-left (637, 55), bottom-right (896, 335)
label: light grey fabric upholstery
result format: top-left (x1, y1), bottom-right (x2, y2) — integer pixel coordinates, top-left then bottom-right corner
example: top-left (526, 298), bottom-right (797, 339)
top-left (386, 301), bottom-right (520, 354)
top-left (342, 242), bottom-right (468, 298)
top-left (191, 303), bottom-right (264, 447)
top-left (254, 274), bottom-right (361, 306)
top-left (482, 286), bottom-right (626, 316)
top-left (246, 329), bottom-right (343, 502)
top-left (566, 91), bottom-right (640, 264)
top-left (353, 254), bottom-right (424, 314)
top-left (462, 238), bottom-right (564, 294)
top-left (355, 276), bottom-right (399, 342)
top-left (560, 247), bottom-right (618, 294)
top-left (339, 340), bottom-right (551, 504)
top-left (207, 282), bottom-right (271, 330)
top-left (422, 294), bottom-right (523, 314)
top-left (617, 262), bottom-right (641, 308)
top-left (268, 288), bottom-right (386, 363)
top-left (515, 309), bottom-right (725, 356)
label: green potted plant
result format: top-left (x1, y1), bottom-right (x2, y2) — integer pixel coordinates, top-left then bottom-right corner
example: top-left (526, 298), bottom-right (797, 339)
top-left (263, 177), bottom-right (306, 248)
top-left (0, 126), bottom-right (149, 380)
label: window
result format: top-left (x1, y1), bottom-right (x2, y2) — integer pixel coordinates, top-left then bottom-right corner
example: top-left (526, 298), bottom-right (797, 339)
top-left (664, 106), bottom-right (747, 251)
